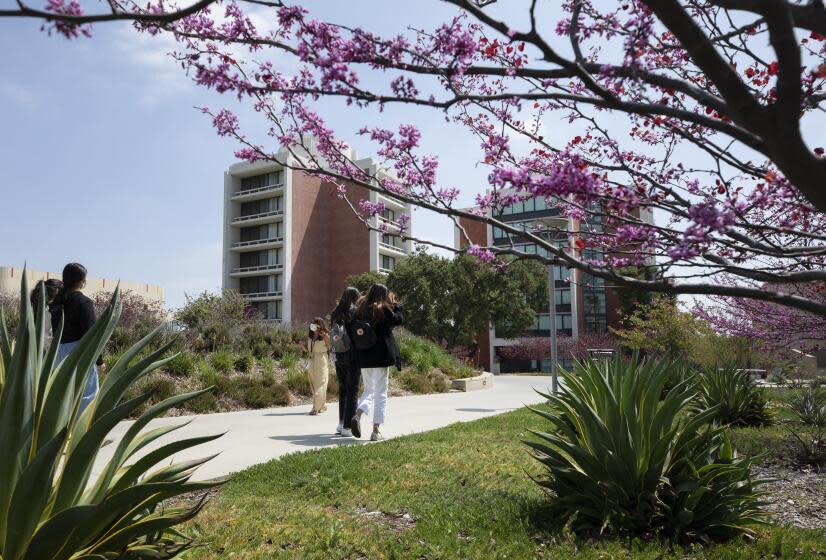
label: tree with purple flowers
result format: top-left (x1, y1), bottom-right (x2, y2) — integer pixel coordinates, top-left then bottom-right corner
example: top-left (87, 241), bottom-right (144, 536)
top-left (6, 0), bottom-right (826, 318)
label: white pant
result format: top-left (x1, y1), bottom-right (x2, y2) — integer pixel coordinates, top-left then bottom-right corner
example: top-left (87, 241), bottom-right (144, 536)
top-left (357, 367), bottom-right (389, 425)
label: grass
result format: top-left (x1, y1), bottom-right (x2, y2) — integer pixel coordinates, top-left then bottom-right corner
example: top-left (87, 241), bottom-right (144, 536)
top-left (185, 408), bottom-right (826, 559)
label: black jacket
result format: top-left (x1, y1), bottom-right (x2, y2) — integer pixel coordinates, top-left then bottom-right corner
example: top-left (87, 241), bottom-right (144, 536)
top-left (355, 304), bottom-right (404, 369)
top-left (58, 291), bottom-right (104, 366)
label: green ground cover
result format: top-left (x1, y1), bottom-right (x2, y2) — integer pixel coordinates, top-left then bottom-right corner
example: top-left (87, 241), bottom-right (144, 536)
top-left (184, 405), bottom-right (826, 559)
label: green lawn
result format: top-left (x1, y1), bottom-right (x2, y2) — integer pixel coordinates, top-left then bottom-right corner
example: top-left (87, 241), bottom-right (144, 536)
top-left (185, 407), bottom-right (826, 559)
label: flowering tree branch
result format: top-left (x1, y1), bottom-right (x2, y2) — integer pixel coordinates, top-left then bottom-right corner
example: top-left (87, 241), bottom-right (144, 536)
top-left (12, 0), bottom-right (826, 321)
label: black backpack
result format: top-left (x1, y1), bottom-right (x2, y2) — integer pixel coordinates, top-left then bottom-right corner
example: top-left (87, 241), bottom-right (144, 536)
top-left (351, 319), bottom-right (378, 350)
top-left (330, 322), bottom-right (352, 353)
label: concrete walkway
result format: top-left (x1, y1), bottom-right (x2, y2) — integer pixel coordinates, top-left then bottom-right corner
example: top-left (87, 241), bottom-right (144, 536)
top-left (93, 375), bottom-right (550, 481)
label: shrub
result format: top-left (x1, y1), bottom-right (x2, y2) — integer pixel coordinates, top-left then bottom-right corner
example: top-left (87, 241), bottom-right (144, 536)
top-left (210, 350), bottom-right (235, 373)
top-left (198, 362), bottom-right (220, 388)
top-left (235, 352), bottom-right (255, 373)
top-left (166, 350), bottom-right (196, 377)
top-left (397, 333), bottom-right (477, 379)
top-left (280, 350), bottom-right (302, 371)
top-left (284, 367), bottom-right (312, 396)
top-left (0, 277), bottom-right (221, 558)
top-left (788, 426), bottom-right (826, 467)
top-left (219, 376), bottom-right (291, 408)
top-left (259, 356), bottom-right (276, 378)
top-left (396, 370), bottom-right (449, 394)
top-left (529, 355), bottom-right (767, 541)
top-left (788, 385), bottom-right (826, 426)
top-left (695, 367), bottom-right (773, 427)
top-left (327, 373), bottom-right (340, 398)
top-left (187, 391), bottom-right (220, 414)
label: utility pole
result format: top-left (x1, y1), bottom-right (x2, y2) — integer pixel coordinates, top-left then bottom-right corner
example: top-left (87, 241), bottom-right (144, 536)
top-left (548, 262), bottom-right (558, 394)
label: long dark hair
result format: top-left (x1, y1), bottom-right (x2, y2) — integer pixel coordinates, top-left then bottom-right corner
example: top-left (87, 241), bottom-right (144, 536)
top-left (62, 263), bottom-right (88, 296)
top-left (331, 287), bottom-right (360, 326)
top-left (30, 279), bottom-right (64, 315)
top-left (308, 317), bottom-right (329, 341)
top-left (355, 283), bottom-right (396, 325)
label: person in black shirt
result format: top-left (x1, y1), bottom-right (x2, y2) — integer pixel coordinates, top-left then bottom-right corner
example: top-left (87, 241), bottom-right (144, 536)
top-left (330, 286), bottom-right (361, 437)
top-left (53, 263), bottom-right (103, 416)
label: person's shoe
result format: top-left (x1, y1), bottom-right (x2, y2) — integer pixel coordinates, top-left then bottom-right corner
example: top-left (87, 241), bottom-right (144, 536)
top-left (340, 428), bottom-right (353, 437)
top-left (370, 431), bottom-right (384, 442)
top-left (309, 409), bottom-right (318, 416)
top-left (350, 415), bottom-right (361, 438)
top-left (336, 422), bottom-right (344, 435)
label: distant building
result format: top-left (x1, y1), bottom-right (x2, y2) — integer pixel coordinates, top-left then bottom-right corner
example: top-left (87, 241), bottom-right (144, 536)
top-left (455, 196), bottom-right (653, 373)
top-left (222, 141), bottom-right (412, 324)
top-left (0, 266), bottom-right (164, 303)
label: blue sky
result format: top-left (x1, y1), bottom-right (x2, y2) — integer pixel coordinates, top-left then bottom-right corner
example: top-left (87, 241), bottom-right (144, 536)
top-left (1, 2), bottom-right (534, 308)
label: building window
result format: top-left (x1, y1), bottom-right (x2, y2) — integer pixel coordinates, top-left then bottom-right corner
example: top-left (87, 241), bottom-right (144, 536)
top-left (381, 233), bottom-right (402, 248)
top-left (239, 196), bottom-right (282, 217)
top-left (381, 255), bottom-right (396, 271)
top-left (381, 208), bottom-right (396, 222)
top-left (239, 274), bottom-right (282, 294)
top-left (249, 300), bottom-right (282, 320)
top-left (240, 171), bottom-right (283, 192)
top-left (240, 225), bottom-right (265, 242)
top-left (239, 248), bottom-right (282, 269)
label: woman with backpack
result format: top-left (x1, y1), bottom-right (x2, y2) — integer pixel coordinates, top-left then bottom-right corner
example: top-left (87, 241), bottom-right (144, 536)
top-left (330, 286), bottom-right (361, 437)
top-left (306, 317), bottom-right (331, 415)
top-left (350, 283), bottom-right (404, 441)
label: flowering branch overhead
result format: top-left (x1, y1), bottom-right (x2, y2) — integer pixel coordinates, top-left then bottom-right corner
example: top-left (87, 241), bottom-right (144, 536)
top-left (9, 0), bottom-right (826, 318)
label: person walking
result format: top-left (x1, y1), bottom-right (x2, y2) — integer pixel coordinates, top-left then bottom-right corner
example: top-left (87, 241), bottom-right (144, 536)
top-left (54, 263), bottom-right (104, 416)
top-left (30, 278), bottom-right (64, 336)
top-left (351, 283), bottom-right (403, 441)
top-left (306, 317), bottom-right (331, 415)
top-left (330, 286), bottom-right (361, 437)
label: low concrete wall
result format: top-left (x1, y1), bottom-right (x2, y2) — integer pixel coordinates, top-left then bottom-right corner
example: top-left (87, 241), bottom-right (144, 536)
top-left (452, 372), bottom-right (494, 392)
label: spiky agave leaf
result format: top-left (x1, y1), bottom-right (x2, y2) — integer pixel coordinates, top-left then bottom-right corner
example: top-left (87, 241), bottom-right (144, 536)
top-left (526, 353), bottom-right (768, 541)
top-left (0, 271), bottom-right (224, 560)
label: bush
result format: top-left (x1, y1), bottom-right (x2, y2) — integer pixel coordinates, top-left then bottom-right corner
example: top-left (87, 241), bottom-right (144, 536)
top-left (529, 355), bottom-right (767, 541)
top-left (284, 367), bottom-right (312, 396)
top-left (0, 277), bottom-right (221, 557)
top-left (166, 350), bottom-right (196, 377)
top-left (210, 350), bottom-right (235, 373)
top-left (280, 350), bottom-right (302, 371)
top-left (198, 362), bottom-right (220, 388)
top-left (259, 356), bottom-right (276, 378)
top-left (695, 366), bottom-right (773, 427)
top-left (219, 375), bottom-right (291, 408)
top-left (788, 385), bottom-right (826, 426)
top-left (187, 391), bottom-right (220, 414)
top-left (398, 333), bottom-right (477, 379)
top-left (788, 426), bottom-right (826, 467)
top-left (235, 352), bottom-right (255, 373)
top-left (327, 372), bottom-right (340, 398)
top-left (397, 370), bottom-right (450, 394)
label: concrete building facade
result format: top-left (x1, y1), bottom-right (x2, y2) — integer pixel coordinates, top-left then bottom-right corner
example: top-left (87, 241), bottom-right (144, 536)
top-left (223, 145), bottom-right (412, 324)
top-left (0, 266), bottom-right (164, 303)
top-left (456, 196), bottom-right (653, 373)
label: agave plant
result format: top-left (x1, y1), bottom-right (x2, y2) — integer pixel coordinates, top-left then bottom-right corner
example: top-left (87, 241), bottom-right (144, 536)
top-left (0, 271), bottom-right (223, 560)
top-left (788, 385), bottom-right (826, 427)
top-left (695, 366), bottom-right (773, 427)
top-left (528, 354), bottom-right (767, 541)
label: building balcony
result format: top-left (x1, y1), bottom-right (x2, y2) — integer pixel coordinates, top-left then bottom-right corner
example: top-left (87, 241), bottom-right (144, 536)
top-left (378, 241), bottom-right (407, 255)
top-left (377, 192), bottom-right (407, 209)
top-left (231, 184), bottom-right (284, 201)
top-left (378, 267), bottom-right (394, 275)
top-left (240, 291), bottom-right (283, 301)
top-left (231, 210), bottom-right (284, 226)
top-left (229, 264), bottom-right (284, 277)
top-left (230, 237), bottom-right (285, 252)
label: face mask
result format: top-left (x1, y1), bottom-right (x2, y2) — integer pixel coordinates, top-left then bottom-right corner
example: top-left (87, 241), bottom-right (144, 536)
top-left (310, 324), bottom-right (318, 332)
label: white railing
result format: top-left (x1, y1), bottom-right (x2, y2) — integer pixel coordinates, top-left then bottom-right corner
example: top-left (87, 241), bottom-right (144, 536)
top-left (241, 291), bottom-right (283, 299)
top-left (233, 184), bottom-right (284, 197)
top-left (231, 264), bottom-right (284, 274)
top-left (378, 268), bottom-right (394, 275)
top-left (231, 210), bottom-right (284, 223)
top-left (232, 237), bottom-right (284, 248)
top-left (379, 241), bottom-right (405, 253)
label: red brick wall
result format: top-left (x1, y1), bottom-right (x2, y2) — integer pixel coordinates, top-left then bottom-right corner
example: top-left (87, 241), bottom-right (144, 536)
top-left (290, 171), bottom-right (371, 324)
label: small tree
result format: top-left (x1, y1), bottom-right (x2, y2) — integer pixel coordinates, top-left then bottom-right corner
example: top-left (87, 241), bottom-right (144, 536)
top-left (345, 271), bottom-right (388, 295)
top-left (614, 296), bottom-right (709, 360)
top-left (177, 290), bottom-right (252, 351)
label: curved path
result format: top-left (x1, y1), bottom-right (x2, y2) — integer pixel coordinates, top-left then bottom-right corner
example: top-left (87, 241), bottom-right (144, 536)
top-left (93, 374), bottom-right (551, 481)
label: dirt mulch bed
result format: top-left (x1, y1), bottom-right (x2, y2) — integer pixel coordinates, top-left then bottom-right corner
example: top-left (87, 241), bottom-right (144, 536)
top-left (754, 464), bottom-right (826, 529)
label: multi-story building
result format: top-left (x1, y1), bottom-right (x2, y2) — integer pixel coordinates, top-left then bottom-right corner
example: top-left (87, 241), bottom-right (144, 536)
top-left (222, 144), bottom-right (412, 324)
top-left (455, 195), bottom-right (652, 373)
top-left (0, 266), bottom-right (164, 304)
